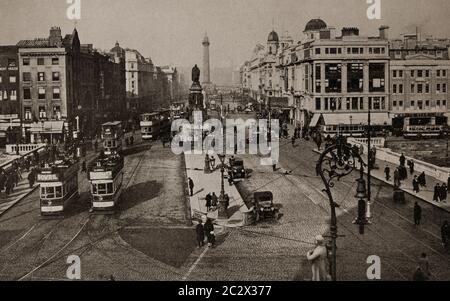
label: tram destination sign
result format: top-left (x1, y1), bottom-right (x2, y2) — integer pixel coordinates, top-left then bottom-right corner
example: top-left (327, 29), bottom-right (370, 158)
top-left (37, 173), bottom-right (59, 182)
top-left (89, 170), bottom-right (113, 180)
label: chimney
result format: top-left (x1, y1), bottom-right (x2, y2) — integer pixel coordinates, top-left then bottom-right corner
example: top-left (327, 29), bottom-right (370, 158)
top-left (329, 27), bottom-right (336, 39)
top-left (341, 27), bottom-right (360, 37)
top-left (379, 25), bottom-right (389, 40)
top-left (49, 26), bottom-right (62, 47)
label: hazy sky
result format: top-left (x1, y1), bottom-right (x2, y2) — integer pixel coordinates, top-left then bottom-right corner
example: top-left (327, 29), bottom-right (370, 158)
top-left (1, 0), bottom-right (449, 71)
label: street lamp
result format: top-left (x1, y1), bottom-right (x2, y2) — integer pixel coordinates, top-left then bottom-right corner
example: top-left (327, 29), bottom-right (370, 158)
top-left (316, 135), bottom-right (367, 281)
top-left (217, 154), bottom-right (230, 220)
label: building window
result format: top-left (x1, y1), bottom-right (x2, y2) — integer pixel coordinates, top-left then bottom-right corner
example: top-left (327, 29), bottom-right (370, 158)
top-left (437, 84), bottom-right (441, 93)
top-left (52, 58), bottom-right (59, 65)
top-left (315, 98), bottom-right (321, 110)
top-left (418, 100), bottom-right (423, 110)
top-left (425, 70), bottom-right (430, 78)
top-left (23, 58), bottom-right (30, 66)
top-left (8, 59), bottom-right (16, 67)
top-left (53, 106), bottom-right (61, 119)
top-left (411, 84), bottom-right (415, 93)
top-left (315, 48), bottom-right (321, 55)
top-left (38, 72), bottom-right (45, 82)
top-left (52, 72), bottom-right (60, 81)
top-left (393, 70), bottom-right (397, 78)
top-left (411, 70), bottom-right (415, 77)
top-left (444, 84), bottom-right (447, 93)
top-left (352, 97), bottom-right (359, 110)
top-left (444, 100), bottom-right (447, 107)
top-left (38, 87), bottom-right (46, 100)
top-left (325, 63), bottom-right (342, 93)
top-left (360, 97), bottom-right (364, 110)
top-left (418, 70), bottom-right (423, 78)
top-left (399, 101), bottom-right (403, 107)
top-left (23, 72), bottom-right (31, 82)
top-left (399, 70), bottom-right (403, 78)
top-left (37, 58), bottom-right (45, 65)
top-left (425, 100), bottom-right (430, 107)
top-left (399, 84), bottom-right (403, 94)
top-left (10, 90), bottom-right (17, 101)
top-left (437, 70), bottom-right (441, 77)
top-left (393, 84), bottom-right (397, 94)
top-left (346, 98), bottom-right (351, 110)
top-left (417, 84), bottom-right (423, 94)
top-left (24, 107), bottom-right (32, 120)
top-left (52, 87), bottom-right (60, 99)
top-left (411, 101), bottom-right (415, 108)
top-left (443, 70), bottom-right (447, 77)
top-left (39, 106), bottom-right (46, 119)
top-left (9, 76), bottom-right (16, 83)
top-left (348, 63), bottom-right (363, 93)
top-left (393, 100), bottom-right (397, 107)
top-left (23, 88), bottom-right (31, 100)
top-left (437, 100), bottom-right (441, 107)
top-left (369, 63), bottom-right (385, 92)
top-left (425, 84), bottom-right (430, 94)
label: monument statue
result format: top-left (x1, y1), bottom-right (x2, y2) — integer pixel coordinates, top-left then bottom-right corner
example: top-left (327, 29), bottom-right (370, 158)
top-left (192, 64), bottom-right (200, 83)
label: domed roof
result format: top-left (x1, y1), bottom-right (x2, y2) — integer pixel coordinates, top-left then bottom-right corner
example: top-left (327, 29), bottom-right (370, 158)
top-left (267, 30), bottom-right (279, 42)
top-left (304, 19), bottom-right (327, 32)
top-left (110, 41), bottom-right (124, 54)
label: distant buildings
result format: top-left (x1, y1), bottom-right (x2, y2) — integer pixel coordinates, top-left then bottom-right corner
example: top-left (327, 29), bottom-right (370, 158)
top-left (0, 26), bottom-right (182, 145)
top-left (241, 19), bottom-right (450, 135)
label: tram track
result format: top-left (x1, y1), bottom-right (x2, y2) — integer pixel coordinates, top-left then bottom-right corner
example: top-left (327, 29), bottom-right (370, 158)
top-left (13, 150), bottom-right (147, 280)
top-left (278, 144), bottom-right (450, 279)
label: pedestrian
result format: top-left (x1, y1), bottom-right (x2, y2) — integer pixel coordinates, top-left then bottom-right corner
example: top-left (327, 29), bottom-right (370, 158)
top-left (413, 176), bottom-right (420, 193)
top-left (400, 153), bottom-right (406, 167)
top-left (224, 194), bottom-right (230, 211)
top-left (195, 220), bottom-right (205, 248)
top-left (433, 183), bottom-right (441, 202)
top-left (306, 235), bottom-right (329, 281)
top-left (204, 219), bottom-right (215, 248)
top-left (28, 168), bottom-right (35, 188)
top-left (188, 177), bottom-right (194, 197)
top-left (205, 193), bottom-right (212, 212)
top-left (130, 136), bottom-right (134, 146)
top-left (204, 155), bottom-right (211, 173)
top-left (441, 221), bottom-right (449, 249)
top-left (409, 160), bottom-right (415, 175)
top-left (441, 183), bottom-right (448, 202)
top-left (359, 144), bottom-right (364, 156)
top-left (211, 192), bottom-right (218, 209)
top-left (394, 168), bottom-right (401, 188)
top-left (0, 171), bottom-right (5, 192)
top-left (384, 166), bottom-right (391, 181)
top-left (418, 253), bottom-right (431, 280)
top-left (414, 202), bottom-right (422, 226)
top-left (81, 161), bottom-right (87, 173)
top-left (418, 172), bottom-right (426, 188)
top-left (291, 135), bottom-right (296, 147)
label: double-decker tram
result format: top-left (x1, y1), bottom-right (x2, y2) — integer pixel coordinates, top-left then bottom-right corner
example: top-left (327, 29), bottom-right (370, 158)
top-left (102, 121), bottom-right (123, 155)
top-left (37, 158), bottom-right (79, 217)
top-left (88, 153), bottom-right (124, 213)
top-left (140, 113), bottom-right (161, 140)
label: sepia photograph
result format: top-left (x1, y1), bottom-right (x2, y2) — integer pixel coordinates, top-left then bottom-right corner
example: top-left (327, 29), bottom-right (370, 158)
top-left (0, 0), bottom-right (450, 289)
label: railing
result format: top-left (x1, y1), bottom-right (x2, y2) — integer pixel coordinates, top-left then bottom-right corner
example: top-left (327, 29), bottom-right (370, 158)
top-left (1, 144), bottom-right (47, 171)
top-left (348, 137), bottom-right (386, 148)
top-left (5, 143), bottom-right (47, 155)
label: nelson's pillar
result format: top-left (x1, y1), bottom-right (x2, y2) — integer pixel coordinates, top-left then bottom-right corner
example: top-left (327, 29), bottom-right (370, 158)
top-left (202, 32), bottom-right (211, 85)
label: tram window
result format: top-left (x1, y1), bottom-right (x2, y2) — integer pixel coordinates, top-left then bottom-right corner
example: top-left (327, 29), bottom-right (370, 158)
top-left (107, 183), bottom-right (113, 194)
top-left (41, 187), bottom-right (45, 195)
top-left (92, 184), bottom-right (98, 194)
top-left (45, 187), bottom-right (55, 198)
top-left (55, 186), bottom-right (63, 198)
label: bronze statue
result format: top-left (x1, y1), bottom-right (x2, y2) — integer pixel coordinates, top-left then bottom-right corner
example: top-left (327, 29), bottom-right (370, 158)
top-left (192, 64), bottom-right (200, 83)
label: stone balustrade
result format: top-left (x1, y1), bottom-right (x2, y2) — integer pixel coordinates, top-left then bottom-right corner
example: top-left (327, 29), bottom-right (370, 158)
top-left (5, 144), bottom-right (47, 155)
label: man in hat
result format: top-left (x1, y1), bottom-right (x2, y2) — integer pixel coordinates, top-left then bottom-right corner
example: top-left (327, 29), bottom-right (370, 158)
top-left (195, 219), bottom-right (205, 248)
top-left (306, 235), bottom-right (329, 281)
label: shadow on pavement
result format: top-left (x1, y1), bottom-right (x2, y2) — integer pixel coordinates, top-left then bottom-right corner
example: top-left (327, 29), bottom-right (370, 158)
top-left (119, 180), bottom-right (162, 211)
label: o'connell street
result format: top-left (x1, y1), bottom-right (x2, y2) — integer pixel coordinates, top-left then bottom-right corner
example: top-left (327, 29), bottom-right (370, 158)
top-left (0, 0), bottom-right (450, 283)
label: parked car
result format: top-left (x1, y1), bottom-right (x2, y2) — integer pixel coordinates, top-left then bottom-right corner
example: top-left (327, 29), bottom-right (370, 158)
top-left (252, 191), bottom-right (279, 222)
top-left (230, 157), bottom-right (246, 180)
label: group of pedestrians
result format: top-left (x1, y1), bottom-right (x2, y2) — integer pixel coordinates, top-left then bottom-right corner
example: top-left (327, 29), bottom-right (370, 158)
top-left (195, 218), bottom-right (216, 248)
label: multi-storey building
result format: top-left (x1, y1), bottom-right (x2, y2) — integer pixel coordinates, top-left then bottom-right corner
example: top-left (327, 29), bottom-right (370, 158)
top-left (161, 65), bottom-right (180, 104)
top-left (17, 27), bottom-right (126, 143)
top-left (389, 35), bottom-right (450, 134)
top-left (0, 45), bottom-right (21, 146)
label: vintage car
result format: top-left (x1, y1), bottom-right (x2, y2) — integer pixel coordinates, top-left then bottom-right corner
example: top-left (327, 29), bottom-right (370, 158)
top-left (230, 158), bottom-right (246, 180)
top-left (252, 191), bottom-right (279, 221)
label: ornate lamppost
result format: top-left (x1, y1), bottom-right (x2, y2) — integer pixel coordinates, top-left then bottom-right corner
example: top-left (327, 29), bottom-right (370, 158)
top-left (217, 154), bottom-right (230, 220)
top-left (316, 135), bottom-right (368, 281)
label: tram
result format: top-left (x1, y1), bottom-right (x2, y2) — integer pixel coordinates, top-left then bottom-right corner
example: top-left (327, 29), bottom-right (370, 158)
top-left (404, 125), bottom-right (443, 139)
top-left (159, 109), bottom-right (172, 138)
top-left (102, 121), bottom-right (123, 155)
top-left (37, 158), bottom-right (79, 216)
top-left (88, 153), bottom-right (124, 213)
top-left (140, 112), bottom-right (161, 140)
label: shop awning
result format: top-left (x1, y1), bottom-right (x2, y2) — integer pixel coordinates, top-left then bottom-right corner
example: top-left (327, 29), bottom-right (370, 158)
top-left (29, 121), bottom-right (65, 134)
top-left (321, 113), bottom-right (391, 126)
top-left (309, 114), bottom-right (321, 127)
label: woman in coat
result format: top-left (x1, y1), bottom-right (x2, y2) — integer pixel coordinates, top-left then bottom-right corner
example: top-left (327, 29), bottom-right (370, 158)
top-left (203, 219), bottom-right (215, 248)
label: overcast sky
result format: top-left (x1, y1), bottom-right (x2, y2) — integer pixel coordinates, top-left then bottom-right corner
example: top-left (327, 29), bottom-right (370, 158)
top-left (1, 0), bottom-right (449, 71)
